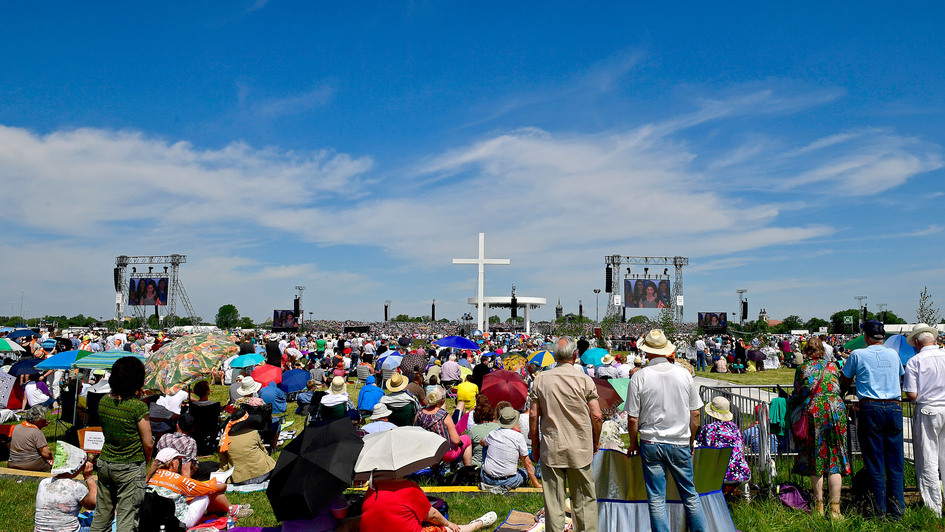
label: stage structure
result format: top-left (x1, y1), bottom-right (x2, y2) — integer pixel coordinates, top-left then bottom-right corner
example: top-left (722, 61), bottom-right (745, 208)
top-left (604, 255), bottom-right (689, 325)
top-left (113, 254), bottom-right (199, 327)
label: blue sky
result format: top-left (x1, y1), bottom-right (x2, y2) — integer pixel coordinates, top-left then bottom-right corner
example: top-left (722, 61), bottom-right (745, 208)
top-left (1, 2), bottom-right (943, 325)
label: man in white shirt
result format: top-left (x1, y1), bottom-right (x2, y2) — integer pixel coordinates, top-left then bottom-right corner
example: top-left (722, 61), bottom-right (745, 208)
top-left (904, 324), bottom-right (945, 517)
top-left (625, 329), bottom-right (706, 532)
top-left (694, 336), bottom-right (707, 372)
top-left (480, 406), bottom-right (541, 491)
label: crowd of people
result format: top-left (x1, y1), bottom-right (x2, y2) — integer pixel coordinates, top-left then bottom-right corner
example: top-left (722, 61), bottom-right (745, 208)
top-left (2, 318), bottom-right (945, 531)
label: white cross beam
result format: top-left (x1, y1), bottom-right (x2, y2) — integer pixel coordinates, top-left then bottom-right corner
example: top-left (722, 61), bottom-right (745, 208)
top-left (453, 233), bottom-right (510, 333)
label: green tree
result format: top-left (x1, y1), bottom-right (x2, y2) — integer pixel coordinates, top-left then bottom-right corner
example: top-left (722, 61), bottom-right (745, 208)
top-left (917, 287), bottom-right (942, 325)
top-left (805, 317), bottom-right (830, 332)
top-left (877, 310), bottom-right (907, 324)
top-left (627, 315), bottom-right (649, 324)
top-left (648, 306), bottom-right (677, 336)
top-left (238, 317), bottom-right (256, 329)
top-left (829, 309), bottom-right (874, 334)
top-left (215, 304), bottom-right (240, 329)
top-left (775, 315), bottom-right (804, 333)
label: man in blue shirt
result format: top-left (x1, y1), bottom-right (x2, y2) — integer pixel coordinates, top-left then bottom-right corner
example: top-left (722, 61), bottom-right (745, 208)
top-left (259, 380), bottom-right (287, 416)
top-left (357, 375), bottom-right (385, 419)
top-left (841, 320), bottom-right (905, 519)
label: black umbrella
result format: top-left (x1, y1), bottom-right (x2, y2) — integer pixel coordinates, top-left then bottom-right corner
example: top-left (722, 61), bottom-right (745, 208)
top-left (9, 357), bottom-right (42, 377)
top-left (266, 418), bottom-right (364, 521)
top-left (748, 349), bottom-right (766, 362)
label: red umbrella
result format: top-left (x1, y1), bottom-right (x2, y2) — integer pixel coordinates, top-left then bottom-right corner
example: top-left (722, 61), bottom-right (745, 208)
top-left (480, 369), bottom-right (529, 411)
top-left (592, 377), bottom-right (622, 413)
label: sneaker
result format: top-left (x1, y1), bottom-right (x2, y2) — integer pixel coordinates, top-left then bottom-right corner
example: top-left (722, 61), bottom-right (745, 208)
top-left (228, 504), bottom-right (254, 520)
top-left (474, 511), bottom-right (497, 528)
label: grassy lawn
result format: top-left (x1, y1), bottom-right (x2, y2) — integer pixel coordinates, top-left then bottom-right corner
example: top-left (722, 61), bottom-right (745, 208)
top-left (696, 367), bottom-right (797, 386)
top-left (3, 380), bottom-right (942, 531)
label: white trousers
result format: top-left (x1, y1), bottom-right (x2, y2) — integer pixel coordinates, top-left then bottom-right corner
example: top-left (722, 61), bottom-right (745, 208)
top-left (183, 495), bottom-right (210, 527)
top-left (913, 405), bottom-right (945, 517)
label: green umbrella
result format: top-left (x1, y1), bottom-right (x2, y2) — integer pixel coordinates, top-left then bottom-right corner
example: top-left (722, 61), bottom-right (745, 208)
top-left (75, 350), bottom-right (146, 369)
top-left (144, 331), bottom-right (238, 393)
top-left (608, 377), bottom-right (631, 410)
top-left (843, 335), bottom-right (866, 351)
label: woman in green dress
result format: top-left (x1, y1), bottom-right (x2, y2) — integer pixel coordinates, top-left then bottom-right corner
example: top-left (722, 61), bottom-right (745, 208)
top-left (790, 336), bottom-right (850, 520)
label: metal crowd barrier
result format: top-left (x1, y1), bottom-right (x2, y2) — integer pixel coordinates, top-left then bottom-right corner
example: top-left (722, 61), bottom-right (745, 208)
top-left (698, 384), bottom-right (915, 496)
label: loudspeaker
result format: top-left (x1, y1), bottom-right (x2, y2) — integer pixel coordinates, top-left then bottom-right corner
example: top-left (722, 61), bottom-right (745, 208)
top-left (113, 267), bottom-right (121, 292)
top-left (741, 301), bottom-right (748, 321)
top-left (605, 266), bottom-right (613, 293)
top-left (431, 302), bottom-right (436, 321)
top-left (510, 296), bottom-right (518, 320)
top-left (294, 297), bottom-right (300, 316)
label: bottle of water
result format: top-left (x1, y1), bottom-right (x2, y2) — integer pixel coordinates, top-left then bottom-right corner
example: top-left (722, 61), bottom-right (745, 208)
top-left (227, 512), bottom-right (235, 530)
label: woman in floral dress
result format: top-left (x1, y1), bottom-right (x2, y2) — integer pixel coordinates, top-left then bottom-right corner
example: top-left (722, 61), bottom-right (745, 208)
top-left (695, 396), bottom-right (751, 500)
top-left (791, 336), bottom-right (850, 520)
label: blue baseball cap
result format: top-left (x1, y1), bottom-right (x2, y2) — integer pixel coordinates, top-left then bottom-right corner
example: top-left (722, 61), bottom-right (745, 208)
top-left (862, 320), bottom-right (886, 340)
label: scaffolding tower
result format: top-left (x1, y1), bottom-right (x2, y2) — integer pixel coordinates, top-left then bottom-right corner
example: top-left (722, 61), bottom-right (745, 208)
top-left (604, 255), bottom-right (689, 325)
top-left (114, 254), bottom-right (199, 328)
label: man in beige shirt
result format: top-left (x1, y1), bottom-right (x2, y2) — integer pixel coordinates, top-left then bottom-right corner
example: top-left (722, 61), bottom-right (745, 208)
top-left (529, 336), bottom-right (603, 532)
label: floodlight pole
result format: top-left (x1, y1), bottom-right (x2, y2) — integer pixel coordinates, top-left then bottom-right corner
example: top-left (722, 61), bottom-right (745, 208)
top-left (593, 289), bottom-right (601, 322)
top-left (854, 296), bottom-right (867, 331)
top-left (736, 289), bottom-right (748, 327)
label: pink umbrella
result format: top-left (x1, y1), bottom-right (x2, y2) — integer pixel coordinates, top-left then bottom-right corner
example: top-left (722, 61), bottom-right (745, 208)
top-left (480, 369), bottom-right (528, 411)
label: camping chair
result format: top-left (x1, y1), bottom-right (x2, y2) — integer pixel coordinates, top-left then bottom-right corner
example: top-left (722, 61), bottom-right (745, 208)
top-left (54, 378), bottom-right (79, 436)
top-left (354, 364), bottom-right (373, 391)
top-left (84, 392), bottom-right (105, 427)
top-left (188, 401), bottom-right (222, 457)
top-left (388, 402), bottom-right (418, 427)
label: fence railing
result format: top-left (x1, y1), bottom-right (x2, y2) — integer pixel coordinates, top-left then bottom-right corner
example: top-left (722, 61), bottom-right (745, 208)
top-left (698, 384), bottom-right (915, 496)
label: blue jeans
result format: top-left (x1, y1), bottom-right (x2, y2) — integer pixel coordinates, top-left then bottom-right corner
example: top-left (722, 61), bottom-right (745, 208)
top-left (640, 441), bottom-right (707, 532)
top-left (481, 468), bottom-right (527, 490)
top-left (696, 351), bottom-right (706, 372)
top-left (858, 401), bottom-right (905, 519)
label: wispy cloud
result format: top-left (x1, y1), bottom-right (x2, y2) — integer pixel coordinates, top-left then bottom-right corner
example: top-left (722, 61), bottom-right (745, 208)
top-left (237, 82), bottom-right (336, 119)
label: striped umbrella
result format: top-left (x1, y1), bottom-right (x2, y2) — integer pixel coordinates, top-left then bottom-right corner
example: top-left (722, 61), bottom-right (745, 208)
top-left (75, 350), bottom-right (146, 369)
top-left (0, 338), bottom-right (25, 352)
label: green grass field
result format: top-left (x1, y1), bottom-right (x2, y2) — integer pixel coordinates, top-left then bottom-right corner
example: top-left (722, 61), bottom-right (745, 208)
top-left (2, 381), bottom-right (942, 531)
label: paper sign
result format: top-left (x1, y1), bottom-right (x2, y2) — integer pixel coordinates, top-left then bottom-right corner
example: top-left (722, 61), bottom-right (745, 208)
top-left (211, 466), bottom-right (235, 484)
top-left (83, 430), bottom-right (105, 452)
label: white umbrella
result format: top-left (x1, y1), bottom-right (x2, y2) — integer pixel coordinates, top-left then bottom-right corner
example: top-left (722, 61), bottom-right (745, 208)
top-left (381, 355), bottom-right (403, 371)
top-left (354, 426), bottom-right (449, 481)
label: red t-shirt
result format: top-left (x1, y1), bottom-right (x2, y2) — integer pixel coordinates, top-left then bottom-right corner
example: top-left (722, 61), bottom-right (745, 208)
top-left (360, 479), bottom-right (431, 532)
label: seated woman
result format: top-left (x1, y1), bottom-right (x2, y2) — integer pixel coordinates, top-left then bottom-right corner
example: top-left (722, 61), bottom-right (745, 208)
top-left (147, 448), bottom-right (252, 529)
top-left (190, 380), bottom-right (215, 407)
top-left (24, 373), bottom-right (56, 408)
top-left (9, 405), bottom-right (53, 472)
top-left (34, 441), bottom-right (97, 532)
top-left (467, 397), bottom-right (500, 470)
top-left (318, 376), bottom-right (354, 421)
top-left (695, 396), bottom-right (751, 501)
top-left (415, 386), bottom-right (472, 468)
top-left (218, 408), bottom-right (276, 485)
top-left (361, 474), bottom-right (496, 532)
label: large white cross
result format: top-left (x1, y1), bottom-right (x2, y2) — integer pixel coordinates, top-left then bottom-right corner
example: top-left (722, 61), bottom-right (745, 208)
top-left (453, 233), bottom-right (510, 333)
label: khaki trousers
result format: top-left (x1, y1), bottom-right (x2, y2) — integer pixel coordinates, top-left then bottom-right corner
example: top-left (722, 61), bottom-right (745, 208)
top-left (540, 462), bottom-right (598, 532)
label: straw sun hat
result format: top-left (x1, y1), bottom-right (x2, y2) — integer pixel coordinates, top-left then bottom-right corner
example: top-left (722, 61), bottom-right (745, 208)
top-left (705, 396), bottom-right (734, 422)
top-left (639, 329), bottom-right (676, 356)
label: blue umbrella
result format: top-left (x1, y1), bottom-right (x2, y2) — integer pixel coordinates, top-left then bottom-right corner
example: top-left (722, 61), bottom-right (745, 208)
top-left (435, 335), bottom-right (479, 351)
top-left (9, 357), bottom-right (42, 376)
top-left (37, 349), bottom-right (92, 370)
top-left (0, 327), bottom-right (13, 333)
top-left (883, 334), bottom-right (916, 366)
top-left (230, 353), bottom-right (265, 368)
top-left (581, 347), bottom-right (610, 366)
top-left (381, 355), bottom-right (403, 371)
top-left (7, 329), bottom-right (39, 340)
top-left (280, 368), bottom-right (309, 393)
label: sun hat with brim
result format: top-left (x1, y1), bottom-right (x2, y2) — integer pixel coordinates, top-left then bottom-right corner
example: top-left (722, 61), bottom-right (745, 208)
top-left (371, 403), bottom-right (393, 420)
top-left (498, 406), bottom-right (519, 429)
top-left (639, 329), bottom-right (675, 356)
top-left (330, 376), bottom-right (347, 395)
top-left (600, 354), bottom-right (615, 365)
top-left (386, 373), bottom-right (408, 393)
top-left (907, 323), bottom-right (939, 347)
top-left (237, 376), bottom-right (262, 396)
top-left (705, 396), bottom-right (734, 422)
top-left (155, 447), bottom-right (184, 464)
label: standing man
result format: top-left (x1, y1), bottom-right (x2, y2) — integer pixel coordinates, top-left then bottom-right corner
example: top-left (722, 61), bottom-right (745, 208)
top-left (840, 320), bottom-right (905, 519)
top-left (625, 329), bottom-right (706, 532)
top-left (903, 323), bottom-right (945, 516)
top-left (529, 336), bottom-right (602, 532)
top-left (694, 336), bottom-right (707, 372)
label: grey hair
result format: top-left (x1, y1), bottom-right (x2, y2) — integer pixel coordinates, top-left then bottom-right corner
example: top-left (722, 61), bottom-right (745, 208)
top-left (553, 336), bottom-right (578, 363)
top-left (26, 405), bottom-right (49, 422)
top-left (916, 331), bottom-right (938, 345)
top-left (448, 354), bottom-right (457, 361)
top-left (426, 385), bottom-right (447, 405)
